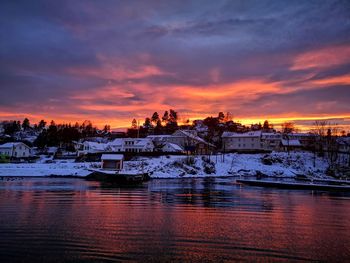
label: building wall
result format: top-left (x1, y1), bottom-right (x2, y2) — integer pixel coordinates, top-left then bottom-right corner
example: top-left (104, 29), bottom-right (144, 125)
top-left (0, 144), bottom-right (31, 158)
top-left (223, 137), bottom-right (261, 151)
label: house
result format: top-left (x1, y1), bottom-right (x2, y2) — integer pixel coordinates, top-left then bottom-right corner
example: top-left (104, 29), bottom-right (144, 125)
top-left (0, 142), bottom-right (31, 158)
top-left (147, 130), bottom-right (214, 154)
top-left (287, 133), bottom-right (315, 149)
top-left (146, 135), bottom-right (173, 147)
top-left (101, 154), bottom-right (124, 170)
top-left (124, 138), bottom-right (154, 153)
top-left (280, 139), bottom-right (302, 151)
top-left (149, 130), bottom-right (217, 154)
top-left (162, 142), bottom-right (184, 153)
top-left (76, 141), bottom-right (108, 156)
top-left (337, 137), bottom-right (350, 153)
top-left (261, 132), bottom-right (282, 151)
top-left (222, 131), bottom-right (262, 152)
top-left (108, 138), bottom-right (154, 153)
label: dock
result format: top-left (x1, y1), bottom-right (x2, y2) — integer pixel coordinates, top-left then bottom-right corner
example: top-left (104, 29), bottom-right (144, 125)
top-left (237, 179), bottom-right (350, 191)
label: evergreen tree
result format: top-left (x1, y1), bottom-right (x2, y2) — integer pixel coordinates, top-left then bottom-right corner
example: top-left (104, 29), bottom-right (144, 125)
top-left (38, 120), bottom-right (47, 130)
top-left (169, 109), bottom-right (178, 123)
top-left (162, 111), bottom-right (169, 124)
top-left (143, 118), bottom-right (152, 128)
top-left (151, 112), bottom-right (160, 125)
top-left (22, 118), bottom-right (30, 130)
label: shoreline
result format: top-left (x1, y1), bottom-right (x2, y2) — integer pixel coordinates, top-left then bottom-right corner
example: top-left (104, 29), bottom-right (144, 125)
top-left (0, 152), bottom-right (329, 179)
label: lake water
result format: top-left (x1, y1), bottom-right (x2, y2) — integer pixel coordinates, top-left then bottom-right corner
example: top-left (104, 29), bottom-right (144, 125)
top-left (0, 177), bottom-right (349, 262)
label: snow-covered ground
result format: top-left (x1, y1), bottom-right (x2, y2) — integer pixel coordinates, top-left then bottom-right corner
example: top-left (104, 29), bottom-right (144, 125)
top-left (126, 152), bottom-right (328, 178)
top-left (0, 152), bottom-right (329, 178)
top-left (0, 160), bottom-right (95, 177)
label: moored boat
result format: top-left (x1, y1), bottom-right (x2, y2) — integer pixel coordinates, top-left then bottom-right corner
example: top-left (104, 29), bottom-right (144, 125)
top-left (86, 154), bottom-right (149, 184)
top-left (86, 168), bottom-right (148, 184)
top-left (237, 179), bottom-right (350, 191)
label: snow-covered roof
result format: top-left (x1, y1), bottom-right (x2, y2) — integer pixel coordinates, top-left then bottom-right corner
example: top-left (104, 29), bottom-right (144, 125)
top-left (261, 132), bottom-right (282, 137)
top-left (134, 138), bottom-right (153, 147)
top-left (0, 142), bottom-right (30, 148)
top-left (176, 130), bottom-right (215, 147)
top-left (147, 135), bottom-right (173, 138)
top-left (108, 138), bottom-right (124, 146)
top-left (84, 141), bottom-right (107, 151)
top-left (101, 154), bottom-right (124, 161)
top-left (163, 142), bottom-right (183, 151)
top-left (222, 131), bottom-right (262, 138)
top-left (281, 139), bottom-right (301, 146)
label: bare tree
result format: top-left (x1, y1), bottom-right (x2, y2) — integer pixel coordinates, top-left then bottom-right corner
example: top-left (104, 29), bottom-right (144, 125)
top-left (281, 122), bottom-right (295, 134)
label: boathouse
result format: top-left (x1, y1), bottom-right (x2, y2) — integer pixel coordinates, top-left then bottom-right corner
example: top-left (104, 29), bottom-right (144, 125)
top-left (101, 154), bottom-right (124, 170)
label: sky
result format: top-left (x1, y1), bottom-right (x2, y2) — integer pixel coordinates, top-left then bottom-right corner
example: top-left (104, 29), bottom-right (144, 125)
top-left (1, 0), bottom-right (350, 131)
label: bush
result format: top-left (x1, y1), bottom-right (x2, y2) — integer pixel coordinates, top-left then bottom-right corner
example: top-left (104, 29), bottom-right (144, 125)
top-left (0, 154), bottom-right (10, 163)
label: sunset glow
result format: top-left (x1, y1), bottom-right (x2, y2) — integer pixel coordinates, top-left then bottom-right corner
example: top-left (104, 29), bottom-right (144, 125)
top-left (0, 1), bottom-right (349, 132)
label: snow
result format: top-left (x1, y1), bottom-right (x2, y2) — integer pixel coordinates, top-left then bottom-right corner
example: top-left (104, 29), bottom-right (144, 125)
top-left (101, 154), bottom-right (124, 160)
top-left (0, 151), bottom-right (329, 179)
top-left (0, 161), bottom-right (96, 177)
top-left (0, 142), bottom-right (28, 148)
top-left (124, 152), bottom-right (328, 179)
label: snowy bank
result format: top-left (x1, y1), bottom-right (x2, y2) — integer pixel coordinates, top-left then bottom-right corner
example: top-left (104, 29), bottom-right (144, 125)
top-left (126, 152), bottom-right (328, 179)
top-left (0, 161), bottom-right (96, 177)
top-left (0, 152), bottom-right (328, 178)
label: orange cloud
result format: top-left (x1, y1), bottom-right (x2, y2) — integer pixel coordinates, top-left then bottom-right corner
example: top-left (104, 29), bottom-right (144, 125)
top-left (291, 44), bottom-right (350, 70)
top-left (309, 74), bottom-right (350, 86)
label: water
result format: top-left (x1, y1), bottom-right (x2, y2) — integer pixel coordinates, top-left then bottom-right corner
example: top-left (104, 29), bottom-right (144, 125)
top-left (0, 177), bottom-right (349, 262)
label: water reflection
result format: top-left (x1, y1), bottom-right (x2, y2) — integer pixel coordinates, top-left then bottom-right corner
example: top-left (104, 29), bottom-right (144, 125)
top-left (0, 177), bottom-right (349, 262)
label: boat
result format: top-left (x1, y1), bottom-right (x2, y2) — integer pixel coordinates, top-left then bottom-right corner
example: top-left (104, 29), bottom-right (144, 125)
top-left (86, 168), bottom-right (148, 184)
top-left (236, 179), bottom-right (350, 191)
top-left (86, 153), bottom-right (149, 184)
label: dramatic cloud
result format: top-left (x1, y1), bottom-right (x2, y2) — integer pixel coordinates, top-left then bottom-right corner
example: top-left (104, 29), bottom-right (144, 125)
top-left (0, 0), bottom-right (350, 130)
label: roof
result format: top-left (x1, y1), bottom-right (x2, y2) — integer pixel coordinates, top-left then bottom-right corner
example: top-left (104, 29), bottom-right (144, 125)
top-left (281, 139), bottom-right (302, 146)
top-left (101, 154), bottom-right (124, 160)
top-left (131, 138), bottom-right (153, 147)
top-left (222, 131), bottom-right (262, 138)
top-left (163, 142), bottom-right (183, 151)
top-left (261, 132), bottom-right (282, 137)
top-left (0, 142), bottom-right (29, 148)
top-left (175, 130), bottom-right (215, 147)
top-left (108, 138), bottom-right (124, 146)
top-left (84, 141), bottom-right (107, 151)
top-left (287, 133), bottom-right (314, 137)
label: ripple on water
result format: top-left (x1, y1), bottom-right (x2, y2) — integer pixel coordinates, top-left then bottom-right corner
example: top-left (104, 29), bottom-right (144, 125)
top-left (0, 177), bottom-right (350, 262)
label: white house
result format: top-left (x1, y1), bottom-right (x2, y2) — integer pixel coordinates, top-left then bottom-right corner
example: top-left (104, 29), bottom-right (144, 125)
top-left (0, 142), bottom-right (31, 158)
top-left (222, 131), bottom-right (262, 152)
top-left (108, 138), bottom-right (154, 153)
